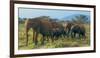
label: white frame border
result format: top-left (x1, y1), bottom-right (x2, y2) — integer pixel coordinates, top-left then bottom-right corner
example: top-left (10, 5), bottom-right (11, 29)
top-left (14, 4), bottom-right (94, 55)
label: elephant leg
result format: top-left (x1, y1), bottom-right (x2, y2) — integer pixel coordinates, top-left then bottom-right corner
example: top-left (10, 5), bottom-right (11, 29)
top-left (46, 36), bottom-right (49, 42)
top-left (70, 31), bottom-right (72, 38)
top-left (33, 30), bottom-right (35, 43)
top-left (33, 29), bottom-right (38, 45)
top-left (51, 36), bottom-right (54, 42)
top-left (35, 32), bottom-right (38, 45)
top-left (71, 32), bottom-right (74, 38)
top-left (26, 29), bottom-right (29, 46)
top-left (84, 34), bottom-right (86, 39)
top-left (68, 29), bottom-right (70, 37)
top-left (73, 33), bottom-right (76, 38)
top-left (66, 30), bottom-right (68, 37)
top-left (68, 31), bottom-right (69, 37)
top-left (78, 34), bottom-right (80, 39)
top-left (42, 36), bottom-right (45, 45)
top-left (83, 34), bottom-right (86, 40)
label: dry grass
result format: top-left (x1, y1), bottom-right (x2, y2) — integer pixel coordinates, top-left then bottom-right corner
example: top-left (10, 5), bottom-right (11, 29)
top-left (18, 23), bottom-right (90, 50)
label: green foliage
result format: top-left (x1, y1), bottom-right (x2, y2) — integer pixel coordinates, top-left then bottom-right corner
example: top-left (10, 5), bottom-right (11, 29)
top-left (18, 23), bottom-right (90, 50)
top-left (71, 15), bottom-right (89, 24)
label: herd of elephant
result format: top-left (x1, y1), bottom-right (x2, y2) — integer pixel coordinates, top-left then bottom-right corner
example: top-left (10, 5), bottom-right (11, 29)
top-left (25, 16), bottom-right (86, 46)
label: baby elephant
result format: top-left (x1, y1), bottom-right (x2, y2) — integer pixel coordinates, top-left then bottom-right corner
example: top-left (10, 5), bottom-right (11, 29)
top-left (70, 24), bottom-right (86, 39)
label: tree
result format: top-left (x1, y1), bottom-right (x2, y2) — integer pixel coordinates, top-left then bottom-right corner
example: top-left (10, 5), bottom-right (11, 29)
top-left (19, 17), bottom-right (26, 24)
top-left (71, 15), bottom-right (89, 24)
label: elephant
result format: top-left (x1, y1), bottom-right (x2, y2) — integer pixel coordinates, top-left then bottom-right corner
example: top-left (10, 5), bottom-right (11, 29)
top-left (70, 24), bottom-right (86, 39)
top-left (25, 16), bottom-right (51, 46)
top-left (62, 22), bottom-right (74, 37)
top-left (39, 20), bottom-right (65, 44)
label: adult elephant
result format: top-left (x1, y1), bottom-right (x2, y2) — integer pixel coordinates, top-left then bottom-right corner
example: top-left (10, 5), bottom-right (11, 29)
top-left (38, 19), bottom-right (54, 44)
top-left (70, 24), bottom-right (86, 39)
top-left (51, 21), bottom-right (64, 39)
top-left (39, 19), bottom-right (65, 44)
top-left (62, 22), bottom-right (73, 37)
top-left (25, 16), bottom-right (51, 46)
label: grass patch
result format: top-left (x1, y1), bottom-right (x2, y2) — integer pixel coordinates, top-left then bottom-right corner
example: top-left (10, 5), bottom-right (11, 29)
top-left (18, 23), bottom-right (90, 50)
